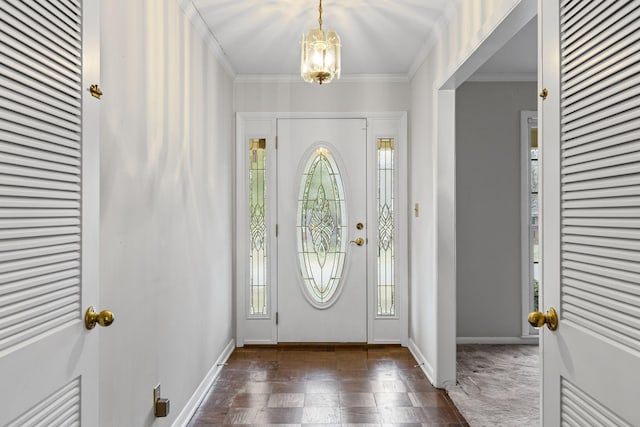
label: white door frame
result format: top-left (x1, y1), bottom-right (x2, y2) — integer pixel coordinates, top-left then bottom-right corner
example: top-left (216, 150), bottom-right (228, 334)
top-left (432, 0), bottom-right (538, 387)
top-left (235, 112), bottom-right (408, 346)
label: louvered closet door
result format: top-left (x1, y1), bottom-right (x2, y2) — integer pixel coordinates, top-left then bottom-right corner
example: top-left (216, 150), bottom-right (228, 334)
top-left (0, 0), bottom-right (99, 425)
top-left (541, 0), bottom-right (640, 425)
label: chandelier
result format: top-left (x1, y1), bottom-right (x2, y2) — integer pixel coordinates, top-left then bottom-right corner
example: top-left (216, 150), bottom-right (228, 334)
top-left (300, 0), bottom-right (341, 84)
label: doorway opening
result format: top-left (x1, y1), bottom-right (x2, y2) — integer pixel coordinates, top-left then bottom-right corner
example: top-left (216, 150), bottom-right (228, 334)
top-left (434, 7), bottom-right (540, 425)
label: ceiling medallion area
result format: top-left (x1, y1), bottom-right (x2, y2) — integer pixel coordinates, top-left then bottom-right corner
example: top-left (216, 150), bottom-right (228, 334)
top-left (300, 0), bottom-right (341, 85)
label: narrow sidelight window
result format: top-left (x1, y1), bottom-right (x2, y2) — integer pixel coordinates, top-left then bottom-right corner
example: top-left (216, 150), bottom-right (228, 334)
top-left (249, 138), bottom-right (268, 316)
top-left (377, 138), bottom-right (396, 316)
top-left (529, 126), bottom-right (539, 312)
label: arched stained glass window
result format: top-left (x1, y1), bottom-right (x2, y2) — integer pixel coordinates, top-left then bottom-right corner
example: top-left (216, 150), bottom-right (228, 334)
top-left (297, 147), bottom-right (347, 307)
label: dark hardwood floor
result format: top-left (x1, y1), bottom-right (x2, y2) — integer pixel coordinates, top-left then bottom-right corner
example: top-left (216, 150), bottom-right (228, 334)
top-left (188, 345), bottom-right (469, 426)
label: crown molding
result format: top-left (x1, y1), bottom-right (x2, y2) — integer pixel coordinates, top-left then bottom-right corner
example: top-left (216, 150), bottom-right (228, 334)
top-left (234, 74), bottom-right (410, 84)
top-left (408, 0), bottom-right (460, 80)
top-left (466, 72), bottom-right (537, 82)
top-left (178, 0), bottom-right (236, 78)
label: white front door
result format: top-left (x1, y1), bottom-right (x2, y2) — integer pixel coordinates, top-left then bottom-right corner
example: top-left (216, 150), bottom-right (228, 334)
top-left (0, 1), bottom-right (101, 424)
top-left (277, 118), bottom-right (367, 342)
top-left (540, 1), bottom-right (640, 425)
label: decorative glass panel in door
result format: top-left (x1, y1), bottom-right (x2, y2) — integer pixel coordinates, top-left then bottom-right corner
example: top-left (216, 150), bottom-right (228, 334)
top-left (297, 147), bottom-right (347, 307)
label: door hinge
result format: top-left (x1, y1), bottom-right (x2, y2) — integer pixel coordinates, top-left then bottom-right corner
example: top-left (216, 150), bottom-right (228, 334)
top-left (275, 312), bottom-right (279, 325)
top-left (89, 84), bottom-right (102, 99)
top-left (275, 224), bottom-right (278, 237)
top-left (539, 88), bottom-right (548, 101)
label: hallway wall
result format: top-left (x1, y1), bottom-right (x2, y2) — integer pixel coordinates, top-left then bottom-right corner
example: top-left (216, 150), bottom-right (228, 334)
top-left (456, 81), bottom-right (537, 339)
top-left (99, 0), bottom-right (234, 425)
top-left (234, 80), bottom-right (410, 112)
top-left (408, 0), bottom-right (528, 386)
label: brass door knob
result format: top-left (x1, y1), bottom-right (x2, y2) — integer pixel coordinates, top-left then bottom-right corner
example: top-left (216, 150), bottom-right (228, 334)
top-left (85, 306), bottom-right (115, 330)
top-left (350, 237), bottom-right (364, 246)
top-left (528, 307), bottom-right (558, 331)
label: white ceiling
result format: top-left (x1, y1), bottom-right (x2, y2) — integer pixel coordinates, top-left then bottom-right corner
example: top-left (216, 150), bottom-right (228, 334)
top-left (191, 0), bottom-right (454, 76)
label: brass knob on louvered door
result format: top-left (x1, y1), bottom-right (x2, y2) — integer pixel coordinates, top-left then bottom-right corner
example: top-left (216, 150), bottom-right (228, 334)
top-left (350, 237), bottom-right (365, 246)
top-left (528, 307), bottom-right (558, 331)
top-left (85, 306), bottom-right (115, 330)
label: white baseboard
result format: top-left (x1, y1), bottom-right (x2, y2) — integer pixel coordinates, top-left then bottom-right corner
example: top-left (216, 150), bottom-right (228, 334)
top-left (456, 336), bottom-right (539, 345)
top-left (408, 338), bottom-right (437, 386)
top-left (172, 339), bottom-right (236, 427)
top-left (368, 339), bottom-right (402, 345)
top-left (242, 339), bottom-right (277, 345)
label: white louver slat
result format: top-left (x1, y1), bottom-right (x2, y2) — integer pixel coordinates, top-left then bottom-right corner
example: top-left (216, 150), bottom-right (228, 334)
top-left (6, 378), bottom-right (80, 427)
top-left (561, 0), bottom-right (640, 355)
top-left (561, 379), bottom-right (632, 427)
top-left (0, 0), bottom-right (82, 356)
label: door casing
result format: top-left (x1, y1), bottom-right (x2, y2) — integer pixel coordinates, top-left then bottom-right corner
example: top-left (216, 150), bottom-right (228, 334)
top-left (235, 112), bottom-right (408, 346)
top-left (427, 0), bottom-right (539, 388)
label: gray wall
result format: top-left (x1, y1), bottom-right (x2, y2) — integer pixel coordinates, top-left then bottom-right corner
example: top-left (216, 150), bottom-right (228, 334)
top-left (456, 82), bottom-right (537, 338)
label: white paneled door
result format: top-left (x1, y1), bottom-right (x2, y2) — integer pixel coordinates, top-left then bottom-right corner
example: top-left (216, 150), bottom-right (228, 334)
top-left (0, 0), bottom-right (100, 424)
top-left (277, 118), bottom-right (367, 342)
top-left (540, 0), bottom-right (640, 425)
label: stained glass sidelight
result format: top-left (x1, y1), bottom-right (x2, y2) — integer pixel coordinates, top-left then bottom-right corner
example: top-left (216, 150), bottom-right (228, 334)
top-left (249, 138), bottom-right (268, 316)
top-left (297, 147), bottom-right (347, 307)
top-left (530, 127), bottom-right (539, 312)
top-left (377, 138), bottom-right (395, 316)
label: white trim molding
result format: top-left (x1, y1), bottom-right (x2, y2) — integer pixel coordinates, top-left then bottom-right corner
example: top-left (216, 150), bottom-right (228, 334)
top-left (177, 0), bottom-right (236, 78)
top-left (234, 74), bottom-right (410, 84)
top-left (467, 72), bottom-right (537, 82)
top-left (408, 338), bottom-right (437, 386)
top-left (457, 336), bottom-right (539, 345)
top-left (408, 0), bottom-right (460, 79)
top-left (172, 339), bottom-right (236, 427)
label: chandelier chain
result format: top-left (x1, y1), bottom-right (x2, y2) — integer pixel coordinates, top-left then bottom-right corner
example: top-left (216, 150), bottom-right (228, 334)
top-left (318, 0), bottom-right (323, 31)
